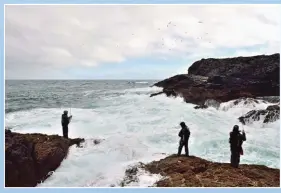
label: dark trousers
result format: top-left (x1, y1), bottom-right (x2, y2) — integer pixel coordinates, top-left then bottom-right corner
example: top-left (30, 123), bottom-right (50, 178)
top-left (178, 140), bottom-right (189, 156)
top-left (62, 126), bottom-right (68, 139)
top-left (230, 150), bottom-right (240, 168)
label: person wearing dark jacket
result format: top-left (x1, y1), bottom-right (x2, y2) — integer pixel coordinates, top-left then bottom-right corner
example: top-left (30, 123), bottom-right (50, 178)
top-left (61, 110), bottom-right (72, 139)
top-left (178, 122), bottom-right (190, 156)
top-left (229, 125), bottom-right (246, 168)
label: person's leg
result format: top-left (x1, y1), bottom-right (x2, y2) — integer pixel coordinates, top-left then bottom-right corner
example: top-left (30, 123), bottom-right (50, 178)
top-left (233, 151), bottom-right (239, 168)
top-left (184, 142), bottom-right (189, 156)
top-left (230, 150), bottom-right (235, 167)
top-left (178, 143), bottom-right (183, 156)
top-left (62, 127), bottom-right (65, 137)
top-left (230, 153), bottom-right (233, 167)
top-left (65, 127), bottom-right (68, 139)
top-left (237, 154), bottom-right (240, 167)
top-left (63, 126), bottom-right (68, 139)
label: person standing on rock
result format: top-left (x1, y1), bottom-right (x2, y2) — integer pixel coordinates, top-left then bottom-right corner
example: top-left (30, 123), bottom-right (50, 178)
top-left (177, 122), bottom-right (190, 156)
top-left (61, 110), bottom-right (72, 139)
top-left (229, 125), bottom-right (246, 168)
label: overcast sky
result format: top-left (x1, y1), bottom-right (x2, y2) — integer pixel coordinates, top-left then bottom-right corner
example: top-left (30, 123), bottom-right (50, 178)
top-left (5, 4), bottom-right (280, 80)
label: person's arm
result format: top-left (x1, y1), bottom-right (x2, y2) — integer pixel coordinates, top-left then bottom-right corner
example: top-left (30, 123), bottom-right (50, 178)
top-left (178, 129), bottom-right (183, 137)
top-left (229, 132), bottom-right (232, 143)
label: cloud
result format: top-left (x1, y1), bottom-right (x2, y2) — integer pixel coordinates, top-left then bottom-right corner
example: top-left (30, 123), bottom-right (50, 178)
top-left (5, 4), bottom-right (280, 79)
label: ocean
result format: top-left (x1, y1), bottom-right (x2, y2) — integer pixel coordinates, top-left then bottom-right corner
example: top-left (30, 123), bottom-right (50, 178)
top-left (5, 80), bottom-right (280, 187)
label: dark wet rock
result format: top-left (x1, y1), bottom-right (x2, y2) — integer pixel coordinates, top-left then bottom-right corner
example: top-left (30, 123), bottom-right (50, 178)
top-left (150, 91), bottom-right (164, 97)
top-left (194, 104), bottom-right (208, 109)
top-left (152, 53), bottom-right (280, 105)
top-left (143, 154), bottom-right (280, 187)
top-left (266, 105), bottom-right (280, 111)
top-left (5, 130), bottom-right (84, 187)
top-left (119, 164), bottom-right (145, 187)
top-left (238, 110), bottom-right (267, 125)
top-left (238, 105), bottom-right (280, 125)
top-left (93, 139), bottom-right (104, 145)
top-left (75, 138), bottom-right (104, 148)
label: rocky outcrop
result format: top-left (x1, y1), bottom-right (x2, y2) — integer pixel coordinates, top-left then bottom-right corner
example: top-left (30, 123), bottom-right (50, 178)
top-left (141, 155), bottom-right (279, 187)
top-left (194, 104), bottom-right (208, 109)
top-left (188, 53), bottom-right (280, 81)
top-left (5, 130), bottom-right (85, 187)
top-left (239, 105), bottom-right (280, 125)
top-left (120, 164), bottom-right (144, 187)
top-left (151, 53), bottom-right (280, 105)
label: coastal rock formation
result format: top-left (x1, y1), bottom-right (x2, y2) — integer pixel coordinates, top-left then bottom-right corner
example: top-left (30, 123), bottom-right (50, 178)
top-left (238, 104), bottom-right (280, 125)
top-left (136, 155), bottom-right (279, 187)
top-left (151, 54), bottom-right (280, 105)
top-left (120, 165), bottom-right (143, 187)
top-left (194, 104), bottom-right (208, 109)
top-left (5, 130), bottom-right (85, 187)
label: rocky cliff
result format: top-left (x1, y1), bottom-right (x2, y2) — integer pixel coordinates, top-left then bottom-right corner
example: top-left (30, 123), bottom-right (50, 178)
top-left (5, 130), bottom-right (84, 187)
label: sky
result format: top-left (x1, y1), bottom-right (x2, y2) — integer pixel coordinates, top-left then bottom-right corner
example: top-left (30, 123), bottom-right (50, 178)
top-left (5, 4), bottom-right (280, 80)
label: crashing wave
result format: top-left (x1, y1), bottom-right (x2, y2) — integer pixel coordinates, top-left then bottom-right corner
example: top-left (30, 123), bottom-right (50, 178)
top-left (256, 96), bottom-right (280, 104)
top-left (219, 98), bottom-right (268, 111)
top-left (204, 99), bottom-right (221, 109)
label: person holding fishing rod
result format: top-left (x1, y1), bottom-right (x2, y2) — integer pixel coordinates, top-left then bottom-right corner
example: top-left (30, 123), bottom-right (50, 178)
top-left (229, 125), bottom-right (246, 168)
top-left (61, 109), bottom-right (73, 139)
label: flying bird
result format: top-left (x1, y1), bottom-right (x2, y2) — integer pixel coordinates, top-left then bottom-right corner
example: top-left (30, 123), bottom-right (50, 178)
top-left (167, 21), bottom-right (172, 27)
